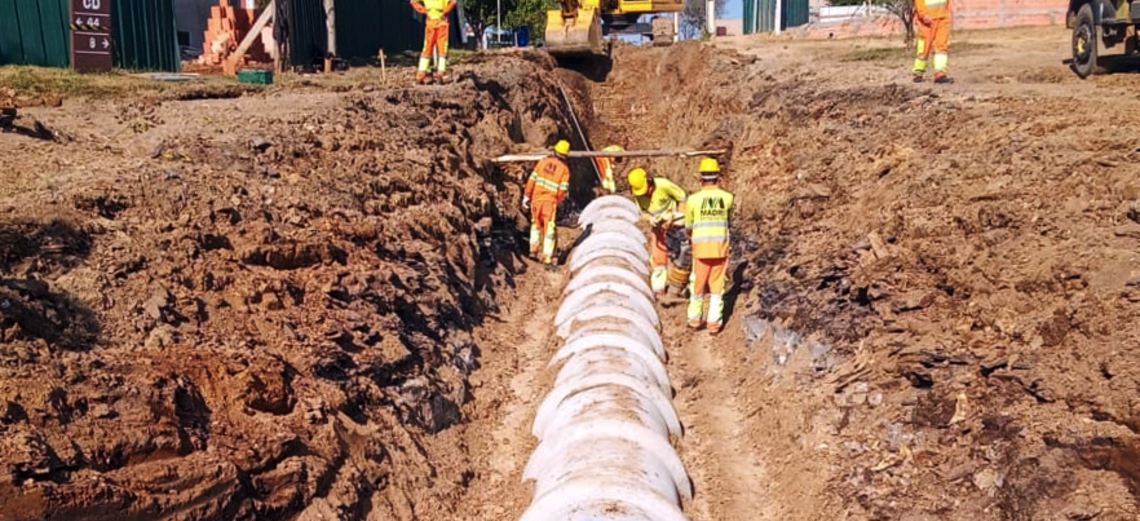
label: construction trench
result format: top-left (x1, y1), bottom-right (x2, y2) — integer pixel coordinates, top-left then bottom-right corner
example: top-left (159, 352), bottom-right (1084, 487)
top-left (5, 29), bottom-right (1140, 521)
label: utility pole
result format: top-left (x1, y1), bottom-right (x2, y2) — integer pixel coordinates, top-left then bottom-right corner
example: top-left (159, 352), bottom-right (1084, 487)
top-left (706, 0), bottom-right (715, 37)
top-left (774, 0), bottom-right (783, 34)
top-left (496, 0), bottom-right (502, 45)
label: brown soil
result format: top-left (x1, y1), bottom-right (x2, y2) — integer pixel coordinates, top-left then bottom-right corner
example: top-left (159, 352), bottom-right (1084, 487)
top-left (4, 25), bottom-right (1140, 521)
top-left (0, 54), bottom-right (589, 520)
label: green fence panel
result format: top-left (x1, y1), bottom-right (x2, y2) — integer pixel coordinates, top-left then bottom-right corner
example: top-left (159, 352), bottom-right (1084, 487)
top-left (113, 0), bottom-right (179, 71)
top-left (13, 0), bottom-right (48, 65)
top-left (290, 0), bottom-right (326, 66)
top-left (783, 0), bottom-right (809, 29)
top-left (0, 2), bottom-right (26, 64)
top-left (37, 0), bottom-right (70, 67)
top-left (743, 0), bottom-right (807, 33)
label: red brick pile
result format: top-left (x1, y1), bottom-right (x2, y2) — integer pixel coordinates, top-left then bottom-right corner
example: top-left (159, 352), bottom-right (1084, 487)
top-left (198, 0), bottom-right (269, 65)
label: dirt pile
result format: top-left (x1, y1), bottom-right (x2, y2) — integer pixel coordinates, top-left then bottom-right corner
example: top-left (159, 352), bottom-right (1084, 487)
top-left (589, 41), bottom-right (1140, 520)
top-left (0, 54), bottom-right (584, 520)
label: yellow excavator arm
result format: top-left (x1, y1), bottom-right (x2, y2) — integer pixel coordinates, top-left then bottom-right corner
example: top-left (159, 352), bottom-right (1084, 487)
top-left (546, 0), bottom-right (684, 55)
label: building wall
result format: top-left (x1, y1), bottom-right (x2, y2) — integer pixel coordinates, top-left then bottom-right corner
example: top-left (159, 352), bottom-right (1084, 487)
top-left (175, 0), bottom-right (216, 52)
top-left (718, 18), bottom-right (745, 36)
top-left (797, 0), bottom-right (1066, 39)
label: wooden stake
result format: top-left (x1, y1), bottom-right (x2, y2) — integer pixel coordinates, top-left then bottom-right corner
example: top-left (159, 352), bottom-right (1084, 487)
top-left (379, 48), bottom-right (387, 81)
top-left (491, 149), bottom-right (728, 163)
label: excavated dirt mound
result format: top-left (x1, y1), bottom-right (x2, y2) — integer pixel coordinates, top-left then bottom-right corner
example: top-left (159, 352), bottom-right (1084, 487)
top-left (0, 55), bottom-right (588, 520)
top-left (589, 41), bottom-right (1140, 520)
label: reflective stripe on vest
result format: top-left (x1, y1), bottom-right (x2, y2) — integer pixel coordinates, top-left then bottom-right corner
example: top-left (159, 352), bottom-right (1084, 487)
top-left (688, 189), bottom-right (732, 257)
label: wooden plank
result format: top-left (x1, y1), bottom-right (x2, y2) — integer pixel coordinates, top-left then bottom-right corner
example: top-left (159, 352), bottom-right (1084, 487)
top-left (491, 149), bottom-right (729, 163)
top-left (224, 0), bottom-right (273, 75)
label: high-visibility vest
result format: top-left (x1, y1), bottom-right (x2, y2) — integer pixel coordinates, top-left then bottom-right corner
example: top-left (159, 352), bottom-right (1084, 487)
top-left (595, 158), bottom-right (616, 192)
top-left (685, 186), bottom-right (734, 259)
top-left (916, 0), bottom-right (949, 19)
top-left (635, 177), bottom-right (686, 226)
top-left (422, 0), bottom-right (450, 20)
top-left (526, 157), bottom-right (570, 204)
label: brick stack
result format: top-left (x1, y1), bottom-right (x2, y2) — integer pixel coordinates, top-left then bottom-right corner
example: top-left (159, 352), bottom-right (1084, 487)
top-left (198, 0), bottom-right (270, 66)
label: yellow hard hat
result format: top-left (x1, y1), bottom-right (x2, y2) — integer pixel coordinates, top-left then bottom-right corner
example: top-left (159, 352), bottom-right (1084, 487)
top-left (554, 140), bottom-right (571, 156)
top-left (603, 145), bottom-right (624, 152)
top-left (628, 168), bottom-right (649, 196)
top-left (699, 158), bottom-right (721, 174)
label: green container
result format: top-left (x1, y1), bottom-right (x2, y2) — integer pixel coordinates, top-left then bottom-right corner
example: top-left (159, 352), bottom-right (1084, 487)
top-left (238, 69), bottom-right (274, 85)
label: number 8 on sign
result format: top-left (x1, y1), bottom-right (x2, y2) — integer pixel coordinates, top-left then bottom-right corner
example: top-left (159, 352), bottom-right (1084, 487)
top-left (89, 37), bottom-right (96, 49)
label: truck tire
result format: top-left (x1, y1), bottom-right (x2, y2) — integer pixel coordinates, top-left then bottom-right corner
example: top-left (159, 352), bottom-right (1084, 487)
top-left (1071, 3), bottom-right (1098, 78)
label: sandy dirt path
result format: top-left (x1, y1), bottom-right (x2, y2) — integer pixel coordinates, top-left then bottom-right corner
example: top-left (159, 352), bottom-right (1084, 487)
top-left (458, 262), bottom-right (569, 520)
top-left (660, 302), bottom-right (779, 521)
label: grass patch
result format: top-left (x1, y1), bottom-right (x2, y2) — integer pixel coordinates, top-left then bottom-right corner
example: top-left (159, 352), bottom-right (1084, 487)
top-left (841, 46), bottom-right (910, 62)
top-left (0, 66), bottom-right (247, 101)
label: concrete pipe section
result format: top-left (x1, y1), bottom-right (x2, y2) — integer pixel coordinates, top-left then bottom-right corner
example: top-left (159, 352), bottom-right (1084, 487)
top-left (519, 195), bottom-right (693, 520)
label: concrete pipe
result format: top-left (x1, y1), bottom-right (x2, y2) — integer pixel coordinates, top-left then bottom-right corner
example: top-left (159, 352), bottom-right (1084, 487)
top-left (520, 194), bottom-right (691, 521)
top-left (584, 219), bottom-right (648, 244)
top-left (556, 283), bottom-right (659, 329)
top-left (531, 372), bottom-right (682, 440)
top-left (562, 317), bottom-right (666, 360)
top-left (527, 438), bottom-right (683, 502)
top-left (563, 264), bottom-right (653, 298)
top-left (555, 304), bottom-right (659, 344)
top-left (578, 195), bottom-right (641, 227)
top-left (552, 346), bottom-right (671, 395)
top-left (538, 384), bottom-right (674, 441)
top-left (519, 479), bottom-right (689, 521)
top-left (570, 248), bottom-right (650, 276)
top-left (569, 231), bottom-right (650, 265)
top-left (524, 418), bottom-right (692, 500)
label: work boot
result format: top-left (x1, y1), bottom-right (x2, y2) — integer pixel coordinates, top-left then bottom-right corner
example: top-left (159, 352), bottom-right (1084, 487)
top-left (708, 322), bottom-right (723, 335)
top-left (688, 319), bottom-right (705, 330)
top-left (415, 73), bottom-right (428, 85)
top-left (934, 74), bottom-right (954, 84)
top-left (912, 74), bottom-right (925, 83)
top-left (434, 73), bottom-right (446, 84)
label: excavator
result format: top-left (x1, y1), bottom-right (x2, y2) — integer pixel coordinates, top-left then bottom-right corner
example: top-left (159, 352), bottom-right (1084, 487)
top-left (546, 0), bottom-right (685, 55)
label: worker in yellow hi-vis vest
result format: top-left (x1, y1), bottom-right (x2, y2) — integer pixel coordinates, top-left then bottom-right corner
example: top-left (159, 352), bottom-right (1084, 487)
top-left (410, 0), bottom-right (457, 84)
top-left (685, 158), bottom-right (734, 334)
top-left (629, 168), bottom-right (688, 298)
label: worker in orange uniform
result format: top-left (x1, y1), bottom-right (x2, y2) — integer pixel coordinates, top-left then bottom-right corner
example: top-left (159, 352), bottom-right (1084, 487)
top-left (913, 0), bottom-right (953, 84)
top-left (524, 140), bottom-right (572, 265)
top-left (595, 145), bottom-right (623, 194)
top-left (685, 158), bottom-right (734, 334)
top-left (629, 168), bottom-right (688, 297)
top-left (410, 0), bottom-right (457, 84)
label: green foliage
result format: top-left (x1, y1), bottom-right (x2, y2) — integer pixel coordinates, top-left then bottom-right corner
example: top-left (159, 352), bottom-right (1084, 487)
top-left (505, 0), bottom-right (555, 41)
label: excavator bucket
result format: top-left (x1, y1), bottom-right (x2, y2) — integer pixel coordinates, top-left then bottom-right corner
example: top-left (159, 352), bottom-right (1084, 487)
top-left (545, 7), bottom-right (604, 56)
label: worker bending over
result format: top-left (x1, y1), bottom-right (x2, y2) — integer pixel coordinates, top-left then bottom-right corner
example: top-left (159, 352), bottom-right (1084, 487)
top-left (685, 158), bottom-right (734, 334)
top-left (524, 140), bottom-right (572, 265)
top-left (410, 0), bottom-right (457, 84)
top-left (595, 145), bottom-right (623, 194)
top-left (913, 0), bottom-right (953, 84)
top-left (629, 168), bottom-right (688, 297)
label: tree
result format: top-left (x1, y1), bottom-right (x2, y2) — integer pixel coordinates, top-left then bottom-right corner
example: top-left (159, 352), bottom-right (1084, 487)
top-left (505, 0), bottom-right (554, 43)
top-left (464, 0), bottom-right (512, 46)
top-left (829, 0), bottom-right (915, 43)
top-left (681, 0), bottom-right (729, 40)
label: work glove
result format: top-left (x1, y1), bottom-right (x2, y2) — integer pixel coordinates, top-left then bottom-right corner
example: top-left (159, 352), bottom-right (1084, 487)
top-left (522, 196), bottom-right (530, 210)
